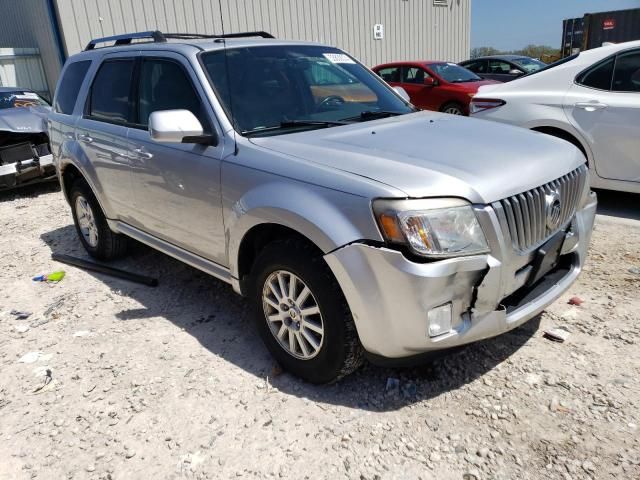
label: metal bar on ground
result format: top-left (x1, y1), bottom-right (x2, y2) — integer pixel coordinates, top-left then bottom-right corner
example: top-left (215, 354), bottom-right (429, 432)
top-left (51, 253), bottom-right (158, 287)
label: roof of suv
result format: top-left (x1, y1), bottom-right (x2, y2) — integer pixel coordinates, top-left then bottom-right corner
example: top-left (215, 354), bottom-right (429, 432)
top-left (71, 35), bottom-right (329, 61)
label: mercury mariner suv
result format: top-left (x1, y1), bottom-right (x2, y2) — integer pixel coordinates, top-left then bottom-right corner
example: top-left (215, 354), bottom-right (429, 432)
top-left (49, 31), bottom-right (597, 383)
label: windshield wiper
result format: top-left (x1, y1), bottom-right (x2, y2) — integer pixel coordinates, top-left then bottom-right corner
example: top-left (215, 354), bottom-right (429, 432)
top-left (242, 120), bottom-right (349, 136)
top-left (341, 110), bottom-right (406, 122)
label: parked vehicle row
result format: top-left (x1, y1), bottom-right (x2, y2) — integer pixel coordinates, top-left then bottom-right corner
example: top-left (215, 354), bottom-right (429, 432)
top-left (48, 31), bottom-right (596, 383)
top-left (472, 40), bottom-right (640, 194)
top-left (372, 61), bottom-right (499, 115)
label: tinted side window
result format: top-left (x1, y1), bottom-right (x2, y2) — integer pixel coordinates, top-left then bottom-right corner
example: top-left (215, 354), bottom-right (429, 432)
top-left (54, 61), bottom-right (91, 114)
top-left (137, 59), bottom-right (208, 129)
top-left (89, 59), bottom-right (135, 123)
top-left (488, 60), bottom-right (512, 74)
top-left (463, 60), bottom-right (486, 74)
top-left (377, 67), bottom-right (400, 83)
top-left (612, 50), bottom-right (640, 92)
top-left (402, 67), bottom-right (428, 84)
top-left (577, 58), bottom-right (614, 90)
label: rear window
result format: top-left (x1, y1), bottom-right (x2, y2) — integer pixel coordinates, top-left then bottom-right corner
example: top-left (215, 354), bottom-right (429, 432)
top-left (88, 59), bottom-right (135, 123)
top-left (54, 60), bottom-right (91, 114)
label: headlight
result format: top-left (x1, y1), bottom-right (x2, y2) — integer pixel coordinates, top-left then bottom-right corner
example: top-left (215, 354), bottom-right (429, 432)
top-left (373, 198), bottom-right (489, 258)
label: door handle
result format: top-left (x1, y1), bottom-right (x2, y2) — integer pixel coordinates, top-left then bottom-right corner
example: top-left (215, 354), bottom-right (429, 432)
top-left (77, 133), bottom-right (94, 143)
top-left (575, 102), bottom-right (608, 111)
top-left (133, 147), bottom-right (153, 160)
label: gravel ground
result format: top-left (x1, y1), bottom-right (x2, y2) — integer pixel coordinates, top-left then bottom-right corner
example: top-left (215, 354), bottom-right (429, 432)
top-left (1, 185), bottom-right (639, 480)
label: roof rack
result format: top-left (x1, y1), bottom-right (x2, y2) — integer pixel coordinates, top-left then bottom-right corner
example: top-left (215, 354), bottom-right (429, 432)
top-left (84, 30), bottom-right (274, 51)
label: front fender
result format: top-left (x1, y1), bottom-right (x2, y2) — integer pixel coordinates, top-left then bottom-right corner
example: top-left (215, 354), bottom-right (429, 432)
top-left (225, 179), bottom-right (383, 280)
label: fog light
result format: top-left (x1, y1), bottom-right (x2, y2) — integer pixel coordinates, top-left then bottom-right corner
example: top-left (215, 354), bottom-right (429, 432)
top-left (428, 303), bottom-right (453, 337)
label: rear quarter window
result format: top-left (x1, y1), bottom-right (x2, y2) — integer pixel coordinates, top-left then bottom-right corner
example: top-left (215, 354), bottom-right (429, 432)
top-left (54, 60), bottom-right (91, 114)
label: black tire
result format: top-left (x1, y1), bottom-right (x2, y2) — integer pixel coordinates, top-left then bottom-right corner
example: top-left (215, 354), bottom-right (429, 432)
top-left (249, 239), bottom-right (364, 384)
top-left (440, 102), bottom-right (465, 116)
top-left (69, 178), bottom-right (128, 260)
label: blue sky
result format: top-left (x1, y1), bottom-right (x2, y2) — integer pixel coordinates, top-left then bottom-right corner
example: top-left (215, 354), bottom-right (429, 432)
top-left (472, 0), bottom-right (640, 50)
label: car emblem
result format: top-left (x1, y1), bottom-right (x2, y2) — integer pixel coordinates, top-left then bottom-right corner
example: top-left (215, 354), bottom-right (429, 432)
top-left (545, 190), bottom-right (562, 230)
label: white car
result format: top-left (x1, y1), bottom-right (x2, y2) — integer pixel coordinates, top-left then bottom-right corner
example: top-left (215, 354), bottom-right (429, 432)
top-left (470, 41), bottom-right (640, 194)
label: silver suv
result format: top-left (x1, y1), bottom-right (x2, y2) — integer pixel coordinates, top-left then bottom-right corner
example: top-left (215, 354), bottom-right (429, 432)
top-left (49, 31), bottom-right (597, 383)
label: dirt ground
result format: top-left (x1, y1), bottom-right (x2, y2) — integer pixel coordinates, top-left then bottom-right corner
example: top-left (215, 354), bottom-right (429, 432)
top-left (1, 184), bottom-right (639, 480)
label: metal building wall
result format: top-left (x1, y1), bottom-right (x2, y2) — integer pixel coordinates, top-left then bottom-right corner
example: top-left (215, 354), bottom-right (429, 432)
top-left (54, 0), bottom-right (471, 66)
top-left (0, 0), bottom-right (65, 98)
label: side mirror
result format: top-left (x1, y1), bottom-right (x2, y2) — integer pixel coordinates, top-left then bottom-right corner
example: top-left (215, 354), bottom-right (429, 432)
top-left (509, 69), bottom-right (524, 75)
top-left (393, 86), bottom-right (411, 102)
top-left (148, 109), bottom-right (216, 145)
top-left (424, 77), bottom-right (436, 87)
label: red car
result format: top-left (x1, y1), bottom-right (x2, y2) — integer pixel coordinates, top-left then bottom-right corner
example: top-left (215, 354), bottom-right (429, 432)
top-left (373, 61), bottom-right (500, 115)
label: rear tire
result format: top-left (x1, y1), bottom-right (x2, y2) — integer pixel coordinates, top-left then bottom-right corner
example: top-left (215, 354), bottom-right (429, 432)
top-left (249, 239), bottom-right (364, 384)
top-left (69, 178), bottom-right (128, 261)
top-left (440, 102), bottom-right (465, 116)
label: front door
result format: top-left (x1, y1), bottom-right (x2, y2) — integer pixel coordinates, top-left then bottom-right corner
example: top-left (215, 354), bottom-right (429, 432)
top-left (400, 66), bottom-right (441, 111)
top-left (127, 55), bottom-right (227, 264)
top-left (564, 49), bottom-right (640, 183)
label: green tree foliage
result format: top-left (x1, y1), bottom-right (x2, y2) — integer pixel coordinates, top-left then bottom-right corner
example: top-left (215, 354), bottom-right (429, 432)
top-left (470, 45), bottom-right (561, 62)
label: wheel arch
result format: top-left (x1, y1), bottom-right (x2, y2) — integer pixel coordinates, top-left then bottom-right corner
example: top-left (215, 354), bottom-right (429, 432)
top-left (528, 124), bottom-right (592, 166)
top-left (227, 182), bottom-right (381, 295)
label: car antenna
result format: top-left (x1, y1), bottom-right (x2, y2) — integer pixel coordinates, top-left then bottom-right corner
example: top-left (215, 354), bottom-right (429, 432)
top-left (217, 0), bottom-right (238, 155)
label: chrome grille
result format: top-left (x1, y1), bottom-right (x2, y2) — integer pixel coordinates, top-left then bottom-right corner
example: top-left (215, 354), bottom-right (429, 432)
top-left (492, 165), bottom-right (587, 253)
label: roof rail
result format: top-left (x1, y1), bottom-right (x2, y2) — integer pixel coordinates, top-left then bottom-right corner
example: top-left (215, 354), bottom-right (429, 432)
top-left (83, 30), bottom-right (274, 50)
top-left (163, 31), bottom-right (275, 40)
top-left (84, 31), bottom-right (166, 50)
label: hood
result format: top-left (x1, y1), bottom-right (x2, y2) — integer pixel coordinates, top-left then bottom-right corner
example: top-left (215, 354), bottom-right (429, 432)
top-left (0, 106), bottom-right (50, 134)
top-left (250, 111), bottom-right (585, 204)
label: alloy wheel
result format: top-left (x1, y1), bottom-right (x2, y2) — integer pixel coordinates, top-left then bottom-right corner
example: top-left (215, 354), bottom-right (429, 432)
top-left (262, 270), bottom-right (324, 360)
top-left (75, 195), bottom-right (99, 247)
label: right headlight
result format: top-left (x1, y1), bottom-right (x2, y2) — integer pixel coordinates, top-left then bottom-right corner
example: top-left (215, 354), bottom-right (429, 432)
top-left (372, 198), bottom-right (489, 258)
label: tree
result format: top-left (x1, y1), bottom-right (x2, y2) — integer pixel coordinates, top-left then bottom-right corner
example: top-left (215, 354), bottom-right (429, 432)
top-left (470, 46), bottom-right (500, 59)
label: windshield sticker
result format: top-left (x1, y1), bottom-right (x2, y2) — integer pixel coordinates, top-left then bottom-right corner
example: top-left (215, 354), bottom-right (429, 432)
top-left (15, 93), bottom-right (39, 99)
top-left (323, 53), bottom-right (355, 64)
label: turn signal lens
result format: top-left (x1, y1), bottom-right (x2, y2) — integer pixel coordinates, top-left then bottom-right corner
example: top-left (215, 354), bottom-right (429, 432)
top-left (378, 213), bottom-right (404, 243)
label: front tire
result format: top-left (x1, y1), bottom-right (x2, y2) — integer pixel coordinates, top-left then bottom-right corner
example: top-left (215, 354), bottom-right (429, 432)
top-left (249, 240), bottom-right (364, 384)
top-left (440, 102), bottom-right (465, 116)
top-left (69, 178), bottom-right (128, 260)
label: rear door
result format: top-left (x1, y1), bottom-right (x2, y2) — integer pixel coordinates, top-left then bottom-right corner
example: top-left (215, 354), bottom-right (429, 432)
top-left (126, 53), bottom-right (227, 264)
top-left (564, 49), bottom-right (640, 183)
top-left (74, 54), bottom-right (137, 219)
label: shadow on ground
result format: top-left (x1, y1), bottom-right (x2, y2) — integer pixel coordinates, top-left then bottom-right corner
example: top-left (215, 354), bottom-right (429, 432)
top-left (40, 223), bottom-right (540, 412)
top-left (595, 189), bottom-right (640, 221)
top-left (0, 181), bottom-right (59, 203)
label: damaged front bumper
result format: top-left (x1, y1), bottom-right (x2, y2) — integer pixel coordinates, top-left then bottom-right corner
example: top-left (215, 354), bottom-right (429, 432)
top-left (324, 192), bottom-right (597, 361)
top-left (0, 143), bottom-right (55, 190)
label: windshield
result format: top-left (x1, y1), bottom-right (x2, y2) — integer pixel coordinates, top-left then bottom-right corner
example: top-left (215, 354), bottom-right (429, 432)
top-left (511, 57), bottom-right (546, 73)
top-left (429, 63), bottom-right (482, 83)
top-left (201, 45), bottom-right (413, 136)
top-left (0, 91), bottom-right (49, 109)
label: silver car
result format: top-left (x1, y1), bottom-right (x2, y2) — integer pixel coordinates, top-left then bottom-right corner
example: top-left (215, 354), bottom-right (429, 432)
top-left (48, 31), bottom-right (597, 383)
